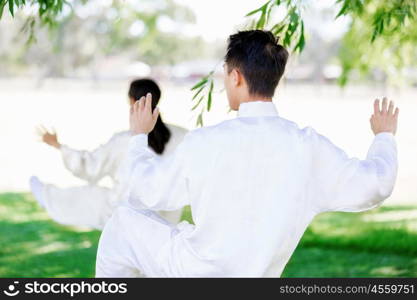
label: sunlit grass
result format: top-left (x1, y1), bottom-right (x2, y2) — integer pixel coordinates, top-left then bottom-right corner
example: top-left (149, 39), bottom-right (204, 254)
top-left (0, 193), bottom-right (416, 277)
top-left (0, 193), bottom-right (100, 277)
top-left (299, 206), bottom-right (417, 257)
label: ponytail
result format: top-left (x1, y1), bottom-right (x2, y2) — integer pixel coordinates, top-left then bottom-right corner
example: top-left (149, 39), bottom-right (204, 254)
top-left (148, 116), bottom-right (171, 154)
top-left (128, 78), bottom-right (171, 154)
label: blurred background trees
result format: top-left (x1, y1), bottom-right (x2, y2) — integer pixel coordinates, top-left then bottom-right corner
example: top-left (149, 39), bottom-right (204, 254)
top-left (338, 0), bottom-right (417, 86)
top-left (0, 0), bottom-right (219, 79)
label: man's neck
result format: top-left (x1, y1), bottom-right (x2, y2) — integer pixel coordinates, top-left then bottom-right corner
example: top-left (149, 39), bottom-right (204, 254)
top-left (239, 97), bottom-right (273, 108)
top-left (237, 99), bottom-right (278, 118)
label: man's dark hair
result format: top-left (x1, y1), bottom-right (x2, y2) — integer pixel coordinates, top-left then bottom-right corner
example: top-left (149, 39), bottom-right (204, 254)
top-left (225, 30), bottom-right (289, 98)
top-left (128, 78), bottom-right (171, 154)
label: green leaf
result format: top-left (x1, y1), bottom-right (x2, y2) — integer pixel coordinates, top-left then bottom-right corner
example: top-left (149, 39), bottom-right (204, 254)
top-left (337, 70), bottom-right (349, 87)
top-left (191, 78), bottom-right (208, 91)
top-left (196, 113), bottom-right (204, 127)
top-left (256, 5), bottom-right (268, 29)
top-left (294, 21), bottom-right (305, 52)
top-left (192, 85), bottom-right (205, 100)
top-left (207, 80), bottom-right (214, 112)
top-left (371, 11), bottom-right (386, 42)
top-left (281, 8), bottom-right (300, 46)
top-left (191, 95), bottom-right (204, 111)
top-left (245, 1), bottom-right (269, 17)
top-left (0, 1), bottom-right (6, 18)
top-left (8, 0), bottom-right (14, 17)
top-left (272, 23), bottom-right (286, 35)
top-left (245, 6), bottom-right (263, 17)
top-left (289, 9), bottom-right (299, 24)
top-left (266, 2), bottom-right (274, 25)
top-left (335, 0), bottom-right (349, 19)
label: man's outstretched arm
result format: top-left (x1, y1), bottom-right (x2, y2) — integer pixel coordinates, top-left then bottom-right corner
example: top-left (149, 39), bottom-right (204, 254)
top-left (310, 97), bottom-right (399, 213)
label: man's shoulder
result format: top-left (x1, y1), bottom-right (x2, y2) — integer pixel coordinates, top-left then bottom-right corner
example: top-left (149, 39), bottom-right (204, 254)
top-left (186, 118), bottom-right (239, 138)
top-left (273, 116), bottom-right (323, 140)
top-left (186, 117), bottom-right (313, 138)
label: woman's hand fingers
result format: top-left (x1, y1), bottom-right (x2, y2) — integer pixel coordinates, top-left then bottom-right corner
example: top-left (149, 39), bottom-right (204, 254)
top-left (145, 93), bottom-right (152, 113)
top-left (153, 107), bottom-right (159, 121)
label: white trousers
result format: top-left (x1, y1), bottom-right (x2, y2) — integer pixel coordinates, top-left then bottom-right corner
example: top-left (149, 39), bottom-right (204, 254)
top-left (42, 184), bottom-right (182, 230)
top-left (95, 205), bottom-right (178, 277)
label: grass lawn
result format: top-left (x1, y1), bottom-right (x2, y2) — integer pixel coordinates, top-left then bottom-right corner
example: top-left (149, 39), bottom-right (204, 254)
top-left (0, 192), bottom-right (416, 277)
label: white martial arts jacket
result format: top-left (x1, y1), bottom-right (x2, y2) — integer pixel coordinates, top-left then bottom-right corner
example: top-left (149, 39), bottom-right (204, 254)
top-left (59, 124), bottom-right (187, 210)
top-left (126, 101), bottom-right (398, 277)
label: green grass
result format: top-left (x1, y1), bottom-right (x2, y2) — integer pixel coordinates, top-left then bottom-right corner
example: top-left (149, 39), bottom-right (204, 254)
top-left (0, 193), bottom-right (416, 277)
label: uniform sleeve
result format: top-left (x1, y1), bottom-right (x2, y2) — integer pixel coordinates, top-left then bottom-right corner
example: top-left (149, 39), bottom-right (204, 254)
top-left (60, 134), bottom-right (120, 184)
top-left (307, 128), bottom-right (398, 213)
top-left (126, 133), bottom-right (192, 211)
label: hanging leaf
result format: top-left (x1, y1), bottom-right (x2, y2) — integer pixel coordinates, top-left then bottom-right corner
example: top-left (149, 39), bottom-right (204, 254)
top-left (245, 1), bottom-right (270, 17)
top-left (245, 6), bottom-right (263, 17)
top-left (8, 0), bottom-right (14, 17)
top-left (371, 10), bottom-right (385, 42)
top-left (335, 0), bottom-right (349, 19)
top-left (271, 22), bottom-right (286, 35)
top-left (192, 85), bottom-right (206, 100)
top-left (256, 5), bottom-right (268, 29)
top-left (207, 80), bottom-right (214, 112)
top-left (196, 112), bottom-right (204, 127)
top-left (294, 21), bottom-right (305, 52)
top-left (192, 95), bottom-right (205, 111)
top-left (0, 1), bottom-right (6, 18)
top-left (191, 78), bottom-right (208, 91)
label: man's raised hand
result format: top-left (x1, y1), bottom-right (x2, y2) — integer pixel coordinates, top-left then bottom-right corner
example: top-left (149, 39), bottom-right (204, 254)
top-left (370, 97), bottom-right (399, 136)
top-left (36, 125), bottom-right (61, 149)
top-left (130, 93), bottom-right (159, 135)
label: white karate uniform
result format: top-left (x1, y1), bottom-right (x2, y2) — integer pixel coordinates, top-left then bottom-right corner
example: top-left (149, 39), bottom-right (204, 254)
top-left (42, 124), bottom-right (187, 230)
top-left (96, 101), bottom-right (398, 277)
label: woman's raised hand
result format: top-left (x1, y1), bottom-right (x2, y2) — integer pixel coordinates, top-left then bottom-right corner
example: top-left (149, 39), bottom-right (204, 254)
top-left (36, 125), bottom-right (61, 149)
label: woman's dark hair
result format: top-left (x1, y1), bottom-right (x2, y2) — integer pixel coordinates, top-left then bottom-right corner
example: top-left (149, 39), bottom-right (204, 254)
top-left (128, 78), bottom-right (171, 154)
top-left (225, 30), bottom-right (289, 98)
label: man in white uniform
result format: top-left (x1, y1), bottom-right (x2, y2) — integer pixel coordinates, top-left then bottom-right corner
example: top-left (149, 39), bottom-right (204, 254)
top-left (96, 30), bottom-right (399, 277)
top-left (30, 79), bottom-right (186, 229)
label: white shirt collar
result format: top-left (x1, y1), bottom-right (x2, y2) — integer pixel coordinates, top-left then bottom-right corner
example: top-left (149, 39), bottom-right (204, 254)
top-left (237, 101), bottom-right (278, 118)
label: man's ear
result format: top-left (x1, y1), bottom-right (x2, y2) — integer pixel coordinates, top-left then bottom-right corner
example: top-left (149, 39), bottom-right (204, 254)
top-left (231, 68), bottom-right (243, 87)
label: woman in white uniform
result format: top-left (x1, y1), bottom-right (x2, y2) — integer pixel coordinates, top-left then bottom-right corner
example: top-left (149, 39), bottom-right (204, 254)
top-left (30, 79), bottom-right (187, 230)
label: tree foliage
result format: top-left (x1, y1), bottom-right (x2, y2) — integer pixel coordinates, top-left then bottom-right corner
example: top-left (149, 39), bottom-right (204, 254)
top-left (337, 0), bottom-right (417, 86)
top-left (0, 0), bottom-right (65, 26)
